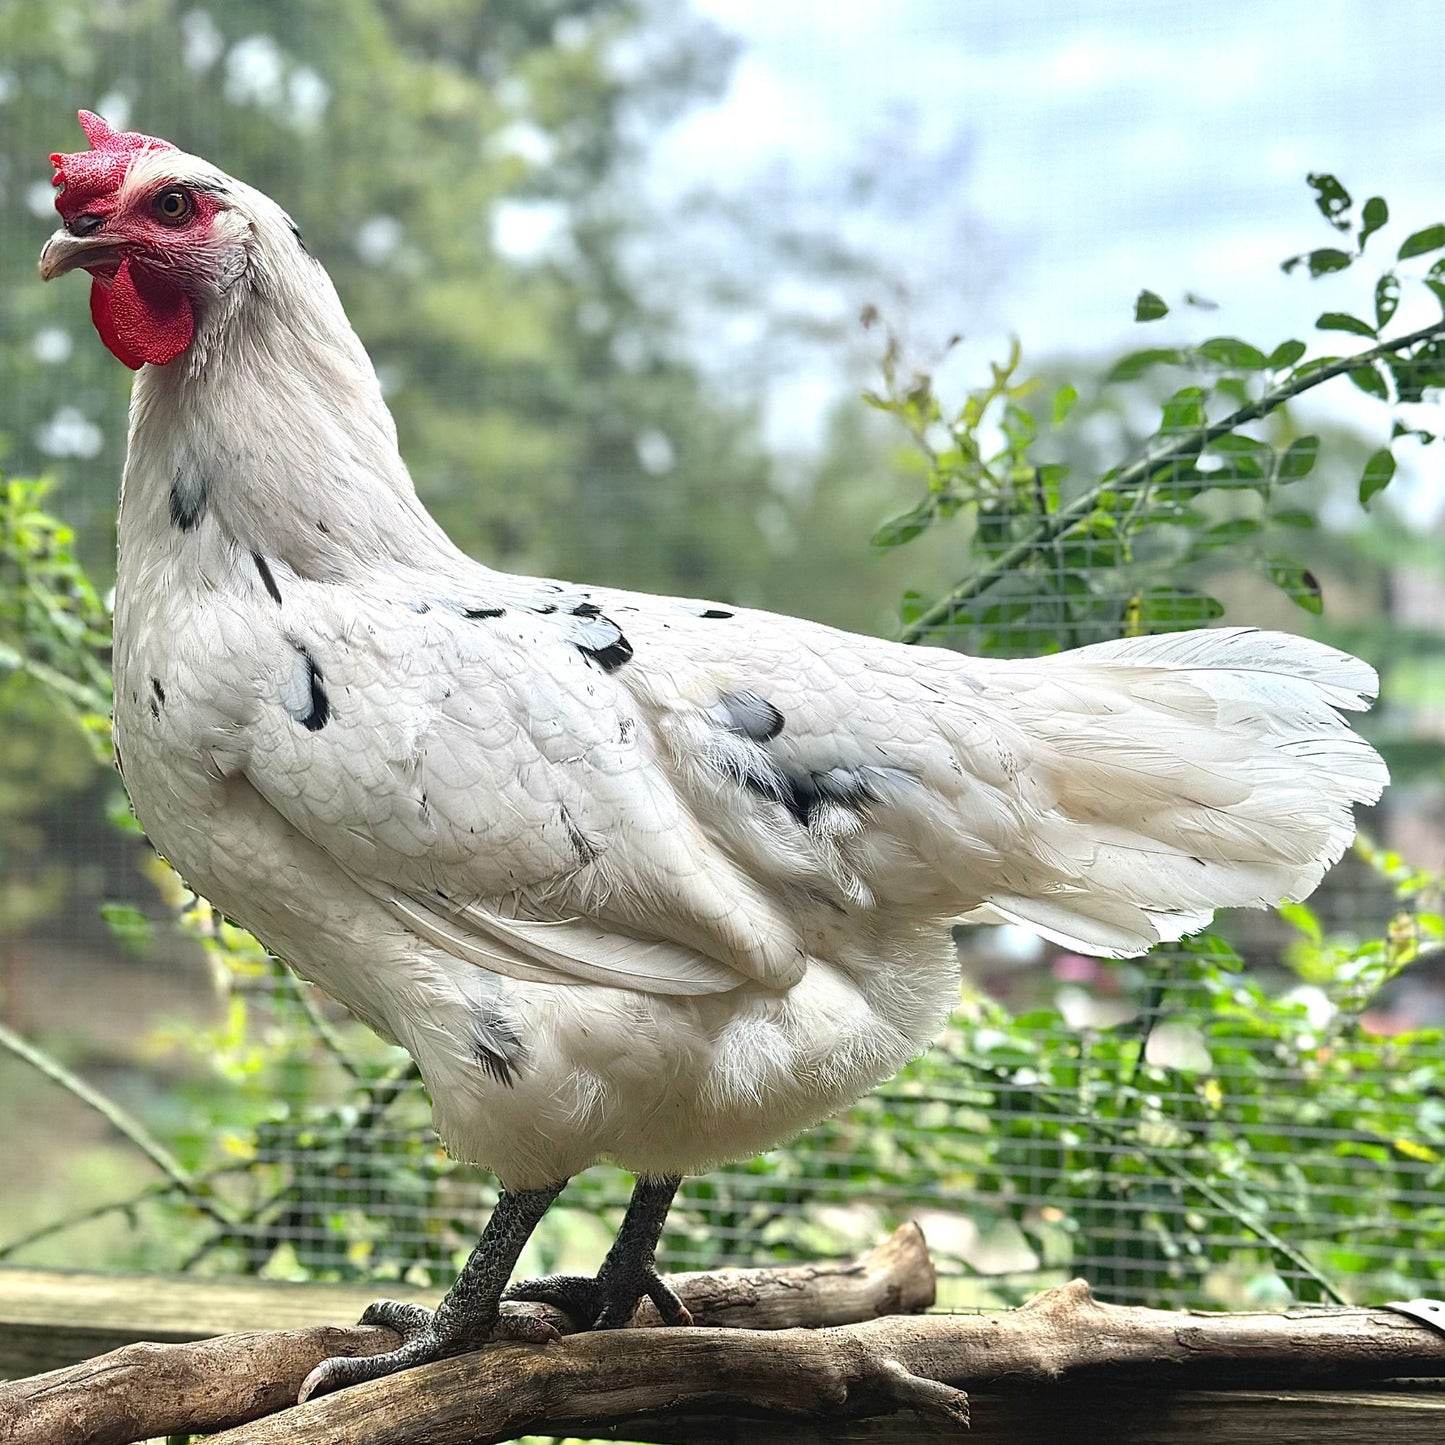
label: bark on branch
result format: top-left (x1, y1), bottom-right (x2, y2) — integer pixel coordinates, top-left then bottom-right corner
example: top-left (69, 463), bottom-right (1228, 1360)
top-left (5, 1227), bottom-right (1445, 1445)
top-left (197, 1281), bottom-right (1445, 1445)
top-left (0, 1223), bottom-right (933, 1445)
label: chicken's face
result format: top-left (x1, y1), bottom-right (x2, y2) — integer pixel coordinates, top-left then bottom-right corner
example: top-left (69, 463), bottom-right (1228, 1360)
top-left (39, 111), bottom-right (250, 369)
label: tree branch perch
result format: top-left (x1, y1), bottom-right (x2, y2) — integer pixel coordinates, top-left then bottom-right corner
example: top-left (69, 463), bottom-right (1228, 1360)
top-left (0, 1223), bottom-right (934, 1445)
top-left (6, 1227), bottom-right (1445, 1445)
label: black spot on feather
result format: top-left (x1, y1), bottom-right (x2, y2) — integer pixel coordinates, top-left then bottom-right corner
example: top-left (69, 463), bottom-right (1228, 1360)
top-left (470, 1007), bottom-right (523, 1087)
top-left (252, 552), bottom-right (282, 605)
top-left (577, 635), bottom-right (633, 672)
top-left (287, 217), bottom-right (309, 253)
top-left (572, 609), bottom-right (633, 673)
top-left (286, 646), bottom-right (330, 732)
top-left (463, 605), bottom-right (506, 619)
top-left (170, 467), bottom-right (207, 532)
top-left (570, 600), bottom-right (602, 618)
top-left (714, 690), bottom-right (784, 743)
top-left (700, 608), bottom-right (733, 619)
top-left (150, 678), bottom-right (166, 705)
top-left (744, 762), bottom-right (893, 828)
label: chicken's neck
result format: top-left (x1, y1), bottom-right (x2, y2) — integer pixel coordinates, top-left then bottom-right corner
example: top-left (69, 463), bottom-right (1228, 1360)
top-left (119, 249), bottom-right (468, 587)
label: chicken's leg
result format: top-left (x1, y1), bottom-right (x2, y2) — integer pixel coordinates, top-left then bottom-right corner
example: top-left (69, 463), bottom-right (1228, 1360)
top-left (505, 1173), bottom-right (692, 1328)
top-left (298, 1181), bottom-right (566, 1401)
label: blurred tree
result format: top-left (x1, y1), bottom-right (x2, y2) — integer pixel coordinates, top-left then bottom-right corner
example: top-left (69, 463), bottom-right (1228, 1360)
top-left (0, 0), bottom-right (784, 597)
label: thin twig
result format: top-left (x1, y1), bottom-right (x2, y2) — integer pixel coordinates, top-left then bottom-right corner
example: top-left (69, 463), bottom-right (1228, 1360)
top-left (278, 965), bottom-right (369, 1084)
top-left (0, 1160), bottom-right (258, 1261)
top-left (899, 317), bottom-right (1445, 643)
top-left (0, 1021), bottom-right (241, 1235)
top-left (0, 1180), bottom-right (176, 1261)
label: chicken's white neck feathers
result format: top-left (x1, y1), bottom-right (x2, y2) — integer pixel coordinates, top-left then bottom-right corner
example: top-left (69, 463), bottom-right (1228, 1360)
top-left (120, 165), bottom-right (462, 583)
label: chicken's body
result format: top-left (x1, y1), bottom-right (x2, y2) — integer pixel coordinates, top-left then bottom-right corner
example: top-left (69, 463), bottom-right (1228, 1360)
top-left (45, 114), bottom-right (1386, 1396)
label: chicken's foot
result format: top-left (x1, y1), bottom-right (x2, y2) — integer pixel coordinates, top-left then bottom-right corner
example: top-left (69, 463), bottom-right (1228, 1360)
top-left (297, 1180), bottom-right (567, 1402)
top-left (506, 1173), bottom-right (692, 1328)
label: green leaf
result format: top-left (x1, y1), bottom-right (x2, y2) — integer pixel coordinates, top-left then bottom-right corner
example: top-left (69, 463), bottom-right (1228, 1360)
top-left (1134, 288), bottom-right (1169, 322)
top-left (1315, 311), bottom-right (1377, 338)
top-left (1281, 248), bottom-right (1353, 277)
top-left (1349, 363), bottom-right (1390, 399)
top-left (1194, 518), bottom-right (1262, 550)
top-left (1268, 558), bottom-right (1324, 614)
top-left (1202, 455), bottom-right (1265, 484)
top-left (1359, 448), bottom-right (1396, 507)
top-left (871, 500), bottom-right (935, 550)
top-left (1267, 339), bottom-right (1307, 369)
top-left (1051, 384), bottom-right (1078, 427)
top-left (1276, 436), bottom-right (1320, 480)
top-left (1205, 434), bottom-right (1269, 481)
top-left (1001, 402), bottom-right (1036, 452)
top-left (1393, 419), bottom-right (1438, 445)
top-left (1307, 172), bottom-right (1353, 231)
top-left (1392, 337), bottom-right (1445, 401)
top-left (1209, 433), bottom-right (1271, 455)
top-left (1278, 900), bottom-right (1324, 944)
top-left (1036, 463), bottom-right (1067, 511)
top-left (1375, 273), bottom-right (1401, 330)
top-left (1195, 336), bottom-right (1267, 369)
top-left (101, 902), bottom-right (154, 951)
top-left (1270, 508), bottom-right (1316, 529)
top-left (1134, 588), bottom-right (1225, 627)
top-left (1160, 385), bottom-right (1206, 433)
top-left (899, 589), bottom-right (925, 626)
top-left (1359, 196), bottom-right (1389, 250)
top-left (1107, 348), bottom-right (1185, 382)
top-left (1398, 223), bottom-right (1445, 260)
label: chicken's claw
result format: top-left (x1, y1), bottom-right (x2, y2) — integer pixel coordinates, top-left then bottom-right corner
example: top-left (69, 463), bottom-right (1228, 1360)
top-left (298, 1300), bottom-right (558, 1403)
top-left (505, 1263), bottom-right (693, 1329)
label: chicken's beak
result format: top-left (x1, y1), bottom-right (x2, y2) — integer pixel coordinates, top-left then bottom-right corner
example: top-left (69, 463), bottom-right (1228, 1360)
top-left (38, 228), bottom-right (116, 281)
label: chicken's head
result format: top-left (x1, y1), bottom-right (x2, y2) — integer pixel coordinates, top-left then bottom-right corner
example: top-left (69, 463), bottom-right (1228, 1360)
top-left (40, 111), bottom-right (246, 369)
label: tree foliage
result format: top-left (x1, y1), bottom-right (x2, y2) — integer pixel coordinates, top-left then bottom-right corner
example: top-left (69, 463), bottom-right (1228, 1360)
top-left (0, 0), bottom-right (775, 596)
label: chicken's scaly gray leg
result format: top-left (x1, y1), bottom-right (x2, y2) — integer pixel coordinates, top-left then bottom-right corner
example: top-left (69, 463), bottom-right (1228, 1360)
top-left (505, 1173), bottom-right (691, 1328)
top-left (298, 1181), bottom-right (566, 1402)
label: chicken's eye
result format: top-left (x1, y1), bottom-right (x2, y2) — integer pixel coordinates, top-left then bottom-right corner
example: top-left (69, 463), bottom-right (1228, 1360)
top-left (154, 187), bottom-right (193, 225)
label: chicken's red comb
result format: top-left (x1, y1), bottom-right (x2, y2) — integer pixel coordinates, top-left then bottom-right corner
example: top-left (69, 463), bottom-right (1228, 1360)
top-left (50, 110), bottom-right (177, 221)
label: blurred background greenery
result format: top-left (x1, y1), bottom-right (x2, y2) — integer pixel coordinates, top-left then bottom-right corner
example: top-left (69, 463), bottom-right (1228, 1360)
top-left (1, 0), bottom-right (1444, 1322)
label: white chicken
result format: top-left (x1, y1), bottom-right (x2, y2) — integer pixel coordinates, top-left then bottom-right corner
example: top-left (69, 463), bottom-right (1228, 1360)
top-left (41, 112), bottom-right (1386, 1399)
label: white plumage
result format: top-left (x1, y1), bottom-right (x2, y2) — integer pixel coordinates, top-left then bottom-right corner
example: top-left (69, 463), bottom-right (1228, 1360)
top-left (41, 116), bottom-right (1386, 1386)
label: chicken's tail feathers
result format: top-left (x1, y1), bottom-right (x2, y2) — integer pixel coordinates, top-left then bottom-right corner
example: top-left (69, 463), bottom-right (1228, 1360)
top-left (952, 628), bottom-right (1387, 959)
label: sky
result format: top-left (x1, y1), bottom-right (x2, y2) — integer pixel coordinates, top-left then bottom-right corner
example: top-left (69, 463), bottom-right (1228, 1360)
top-left (645, 0), bottom-right (1445, 517)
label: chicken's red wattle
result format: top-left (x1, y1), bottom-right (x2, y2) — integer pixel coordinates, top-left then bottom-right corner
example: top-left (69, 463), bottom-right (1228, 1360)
top-left (89, 255), bottom-right (193, 369)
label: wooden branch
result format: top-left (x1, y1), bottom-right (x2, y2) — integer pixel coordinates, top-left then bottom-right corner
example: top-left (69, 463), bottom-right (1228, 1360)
top-left (189, 1281), bottom-right (1445, 1445)
top-left (0, 1223), bottom-right (933, 1445)
top-left (7, 1229), bottom-right (1445, 1445)
top-left (582, 1384), bottom-right (1445, 1443)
